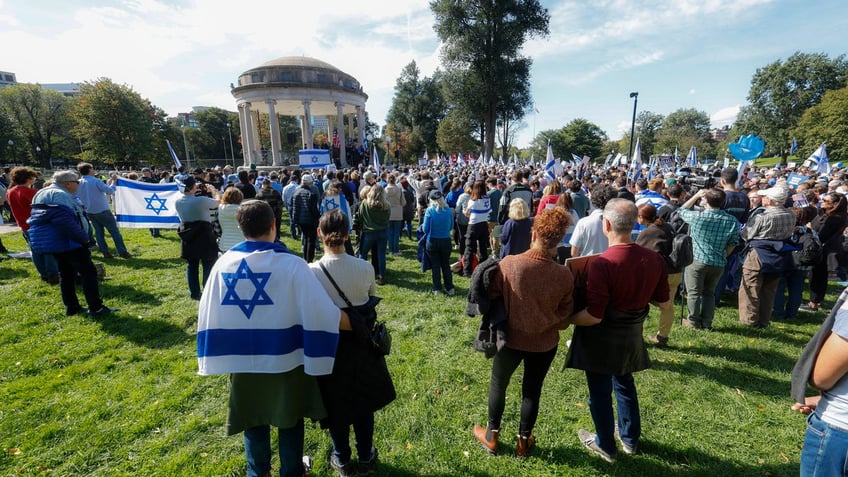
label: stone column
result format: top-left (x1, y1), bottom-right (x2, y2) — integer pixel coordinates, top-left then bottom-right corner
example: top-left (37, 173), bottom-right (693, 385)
top-left (251, 109), bottom-right (262, 164)
top-left (241, 102), bottom-right (256, 167)
top-left (266, 99), bottom-right (283, 166)
top-left (336, 102), bottom-right (347, 168)
top-left (302, 100), bottom-right (313, 149)
top-left (348, 112), bottom-right (355, 140)
top-left (356, 105), bottom-right (366, 148)
top-left (237, 103), bottom-right (249, 167)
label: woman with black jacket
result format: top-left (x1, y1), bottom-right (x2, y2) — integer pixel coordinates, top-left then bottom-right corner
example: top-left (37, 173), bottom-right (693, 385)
top-left (807, 193), bottom-right (848, 311)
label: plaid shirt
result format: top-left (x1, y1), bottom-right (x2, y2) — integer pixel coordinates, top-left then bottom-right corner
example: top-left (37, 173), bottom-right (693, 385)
top-left (741, 206), bottom-right (796, 242)
top-left (678, 208), bottom-right (740, 266)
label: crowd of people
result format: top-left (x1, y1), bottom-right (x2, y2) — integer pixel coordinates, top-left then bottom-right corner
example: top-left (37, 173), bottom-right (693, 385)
top-left (4, 156), bottom-right (848, 474)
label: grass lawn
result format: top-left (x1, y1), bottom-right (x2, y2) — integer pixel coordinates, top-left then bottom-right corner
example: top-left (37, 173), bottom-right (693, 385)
top-left (0, 224), bottom-right (840, 476)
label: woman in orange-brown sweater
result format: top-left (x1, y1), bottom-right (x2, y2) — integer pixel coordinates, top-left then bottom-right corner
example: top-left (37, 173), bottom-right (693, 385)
top-left (473, 208), bottom-right (574, 457)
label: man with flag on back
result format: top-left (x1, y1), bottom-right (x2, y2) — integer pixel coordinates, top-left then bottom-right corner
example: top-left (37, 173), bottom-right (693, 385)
top-left (197, 199), bottom-right (351, 477)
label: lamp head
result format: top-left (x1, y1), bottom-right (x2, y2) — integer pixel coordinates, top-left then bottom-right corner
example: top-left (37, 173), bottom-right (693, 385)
top-left (629, 92), bottom-right (638, 98)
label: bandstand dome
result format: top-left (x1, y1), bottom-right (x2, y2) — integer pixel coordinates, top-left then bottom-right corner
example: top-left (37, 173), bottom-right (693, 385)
top-left (231, 56), bottom-right (369, 167)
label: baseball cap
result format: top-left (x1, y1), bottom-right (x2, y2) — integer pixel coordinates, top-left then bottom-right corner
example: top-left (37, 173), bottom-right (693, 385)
top-left (302, 174), bottom-right (314, 184)
top-left (428, 189), bottom-right (443, 201)
top-left (757, 186), bottom-right (786, 203)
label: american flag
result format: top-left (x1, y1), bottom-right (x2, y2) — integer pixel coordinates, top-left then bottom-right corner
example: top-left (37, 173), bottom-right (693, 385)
top-left (332, 128), bottom-right (340, 149)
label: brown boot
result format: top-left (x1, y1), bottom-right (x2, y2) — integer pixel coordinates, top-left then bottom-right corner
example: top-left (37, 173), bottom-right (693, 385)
top-left (515, 434), bottom-right (535, 458)
top-left (473, 425), bottom-right (499, 454)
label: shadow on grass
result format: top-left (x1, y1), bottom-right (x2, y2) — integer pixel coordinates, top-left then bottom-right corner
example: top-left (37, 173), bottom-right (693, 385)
top-left (0, 266), bottom-right (31, 281)
top-left (544, 440), bottom-right (797, 476)
top-left (716, 325), bottom-right (812, 348)
top-left (102, 256), bottom-right (183, 270)
top-left (652, 358), bottom-right (785, 398)
top-left (683, 342), bottom-right (798, 374)
top-left (94, 312), bottom-right (193, 348)
top-left (99, 282), bottom-right (164, 306)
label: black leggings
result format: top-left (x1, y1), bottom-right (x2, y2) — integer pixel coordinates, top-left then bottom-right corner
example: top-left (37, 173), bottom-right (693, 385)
top-left (487, 346), bottom-right (557, 437)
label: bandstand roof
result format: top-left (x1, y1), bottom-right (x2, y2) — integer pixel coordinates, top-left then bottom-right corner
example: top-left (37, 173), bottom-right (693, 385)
top-left (231, 56), bottom-right (368, 116)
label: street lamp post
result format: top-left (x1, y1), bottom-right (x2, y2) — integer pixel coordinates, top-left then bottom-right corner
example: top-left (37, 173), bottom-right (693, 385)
top-left (222, 136), bottom-right (227, 163)
top-left (628, 92), bottom-right (639, 164)
top-left (226, 122), bottom-right (235, 167)
top-left (35, 146), bottom-right (41, 167)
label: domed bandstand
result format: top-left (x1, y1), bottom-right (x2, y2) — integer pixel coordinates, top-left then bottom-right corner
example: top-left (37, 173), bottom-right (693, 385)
top-left (231, 56), bottom-right (369, 168)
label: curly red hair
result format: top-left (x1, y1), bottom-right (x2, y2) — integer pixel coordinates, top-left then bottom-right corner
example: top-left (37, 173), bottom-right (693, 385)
top-left (532, 207), bottom-right (571, 249)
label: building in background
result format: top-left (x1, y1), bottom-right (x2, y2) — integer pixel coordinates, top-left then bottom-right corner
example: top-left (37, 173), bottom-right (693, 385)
top-left (0, 71), bottom-right (18, 87)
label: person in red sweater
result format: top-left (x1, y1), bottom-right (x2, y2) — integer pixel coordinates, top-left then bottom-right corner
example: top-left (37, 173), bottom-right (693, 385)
top-left (566, 198), bottom-right (671, 463)
top-left (473, 207), bottom-right (574, 458)
top-left (6, 166), bottom-right (59, 283)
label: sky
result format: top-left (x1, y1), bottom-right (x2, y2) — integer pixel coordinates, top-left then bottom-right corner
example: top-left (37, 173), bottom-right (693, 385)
top-left (1, 0), bottom-right (846, 150)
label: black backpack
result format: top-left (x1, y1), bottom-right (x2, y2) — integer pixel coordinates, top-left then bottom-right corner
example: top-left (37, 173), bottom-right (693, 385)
top-left (668, 232), bottom-right (694, 271)
top-left (792, 228), bottom-right (823, 267)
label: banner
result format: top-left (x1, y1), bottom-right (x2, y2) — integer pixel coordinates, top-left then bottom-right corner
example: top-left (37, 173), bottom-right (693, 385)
top-left (786, 173), bottom-right (809, 187)
top-left (298, 149), bottom-right (331, 168)
top-left (114, 178), bottom-right (181, 228)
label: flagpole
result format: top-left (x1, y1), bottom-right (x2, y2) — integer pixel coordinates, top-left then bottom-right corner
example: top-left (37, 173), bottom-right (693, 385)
top-left (628, 92), bottom-right (638, 165)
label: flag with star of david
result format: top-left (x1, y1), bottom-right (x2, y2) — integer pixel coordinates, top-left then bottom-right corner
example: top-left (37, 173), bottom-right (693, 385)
top-left (114, 177), bottom-right (181, 228)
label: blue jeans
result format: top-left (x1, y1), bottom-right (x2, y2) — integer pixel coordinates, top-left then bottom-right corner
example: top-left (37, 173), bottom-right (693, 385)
top-left (585, 371), bottom-right (640, 455)
top-left (244, 421), bottom-right (304, 477)
top-left (88, 210), bottom-right (128, 255)
top-left (328, 413), bottom-right (375, 463)
top-left (774, 268), bottom-right (809, 319)
top-left (186, 256), bottom-right (216, 298)
top-left (426, 237), bottom-right (453, 292)
top-left (23, 231), bottom-right (58, 279)
top-left (684, 261), bottom-right (724, 328)
top-left (714, 250), bottom-right (742, 301)
top-left (359, 229), bottom-right (387, 278)
top-left (801, 412), bottom-right (848, 476)
top-left (387, 220), bottom-right (403, 254)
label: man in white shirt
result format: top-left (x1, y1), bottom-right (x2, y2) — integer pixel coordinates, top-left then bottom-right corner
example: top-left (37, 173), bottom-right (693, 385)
top-left (570, 184), bottom-right (618, 257)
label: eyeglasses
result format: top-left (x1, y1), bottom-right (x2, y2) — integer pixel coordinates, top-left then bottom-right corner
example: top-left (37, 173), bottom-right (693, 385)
top-left (64, 180), bottom-right (80, 184)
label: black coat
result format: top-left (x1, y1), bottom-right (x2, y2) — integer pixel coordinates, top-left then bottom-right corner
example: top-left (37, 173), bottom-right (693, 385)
top-left (291, 186), bottom-right (319, 226)
top-left (177, 221), bottom-right (218, 262)
top-left (318, 304), bottom-right (396, 427)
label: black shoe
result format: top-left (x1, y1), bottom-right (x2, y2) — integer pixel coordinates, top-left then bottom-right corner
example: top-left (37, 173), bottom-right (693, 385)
top-left (89, 306), bottom-right (116, 318)
top-left (357, 447), bottom-right (378, 475)
top-left (66, 306), bottom-right (88, 316)
top-left (329, 454), bottom-right (355, 477)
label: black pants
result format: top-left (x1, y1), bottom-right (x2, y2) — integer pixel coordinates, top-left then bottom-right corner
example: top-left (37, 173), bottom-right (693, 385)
top-left (300, 224), bottom-right (318, 262)
top-left (464, 222), bottom-right (489, 275)
top-left (487, 346), bottom-right (557, 437)
top-left (54, 247), bottom-right (103, 313)
top-left (810, 258), bottom-right (830, 304)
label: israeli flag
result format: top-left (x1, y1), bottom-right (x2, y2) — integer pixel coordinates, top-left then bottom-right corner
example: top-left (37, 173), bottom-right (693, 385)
top-left (630, 138), bottom-right (643, 182)
top-left (114, 178), bottom-right (181, 228)
top-left (166, 139), bottom-right (182, 169)
top-left (544, 140), bottom-right (558, 181)
top-left (373, 147), bottom-right (381, 175)
top-left (790, 137), bottom-right (798, 155)
top-left (687, 146), bottom-right (697, 166)
top-left (299, 149), bottom-right (331, 168)
top-left (811, 143), bottom-right (830, 175)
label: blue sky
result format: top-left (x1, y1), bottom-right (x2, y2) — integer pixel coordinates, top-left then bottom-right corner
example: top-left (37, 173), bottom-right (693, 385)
top-left (1, 0), bottom-right (845, 149)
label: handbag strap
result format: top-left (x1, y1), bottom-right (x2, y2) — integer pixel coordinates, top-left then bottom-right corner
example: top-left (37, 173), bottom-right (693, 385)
top-left (318, 262), bottom-right (354, 308)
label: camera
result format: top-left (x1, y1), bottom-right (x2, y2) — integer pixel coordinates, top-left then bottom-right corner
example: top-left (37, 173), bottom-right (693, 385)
top-left (682, 172), bottom-right (717, 193)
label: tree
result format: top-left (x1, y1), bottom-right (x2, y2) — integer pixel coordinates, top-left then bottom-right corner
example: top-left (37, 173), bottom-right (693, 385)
top-left (187, 107), bottom-right (239, 161)
top-left (528, 119), bottom-right (608, 164)
top-left (386, 61), bottom-right (446, 158)
top-left (0, 83), bottom-right (73, 167)
top-left (655, 108), bottom-right (714, 159)
top-left (436, 109), bottom-right (478, 154)
top-left (431, 0), bottom-right (549, 160)
top-left (796, 85), bottom-right (848, 162)
top-left (736, 52), bottom-right (848, 164)
top-left (71, 78), bottom-right (158, 167)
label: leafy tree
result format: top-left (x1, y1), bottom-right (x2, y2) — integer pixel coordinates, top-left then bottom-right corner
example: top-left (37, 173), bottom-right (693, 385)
top-left (386, 61), bottom-right (445, 158)
top-left (796, 85), bottom-right (848, 162)
top-left (736, 52), bottom-right (848, 164)
top-left (529, 119), bottom-right (608, 163)
top-left (431, 0), bottom-right (549, 160)
top-left (71, 78), bottom-right (157, 167)
top-left (436, 109), bottom-right (478, 154)
top-left (655, 108), bottom-right (714, 159)
top-left (0, 83), bottom-right (73, 167)
top-left (185, 107), bottom-right (239, 161)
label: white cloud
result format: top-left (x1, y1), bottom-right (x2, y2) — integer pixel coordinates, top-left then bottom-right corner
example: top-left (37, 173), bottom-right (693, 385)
top-left (689, 89), bottom-right (697, 95)
top-left (711, 105), bottom-right (741, 127)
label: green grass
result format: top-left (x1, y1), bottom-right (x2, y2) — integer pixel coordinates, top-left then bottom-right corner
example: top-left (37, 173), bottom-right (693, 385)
top-left (0, 225), bottom-right (839, 476)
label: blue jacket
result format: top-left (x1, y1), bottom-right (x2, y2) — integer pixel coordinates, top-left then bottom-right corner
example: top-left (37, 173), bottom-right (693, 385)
top-left (27, 203), bottom-right (89, 254)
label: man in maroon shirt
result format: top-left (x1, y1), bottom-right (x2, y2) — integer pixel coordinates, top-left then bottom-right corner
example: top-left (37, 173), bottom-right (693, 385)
top-left (566, 198), bottom-right (671, 463)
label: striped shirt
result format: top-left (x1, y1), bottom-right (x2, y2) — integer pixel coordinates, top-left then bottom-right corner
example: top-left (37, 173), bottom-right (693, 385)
top-left (465, 197), bottom-right (491, 225)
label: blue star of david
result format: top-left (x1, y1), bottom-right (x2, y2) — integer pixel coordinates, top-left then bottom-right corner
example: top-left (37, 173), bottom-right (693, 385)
top-left (144, 193), bottom-right (168, 215)
top-left (311, 155), bottom-right (319, 163)
top-left (324, 197), bottom-right (338, 210)
top-left (221, 259), bottom-right (273, 319)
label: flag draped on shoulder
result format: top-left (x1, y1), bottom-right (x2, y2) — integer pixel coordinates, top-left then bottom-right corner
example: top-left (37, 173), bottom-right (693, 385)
top-left (114, 177), bottom-right (181, 228)
top-left (373, 146), bottom-right (381, 175)
top-left (196, 241), bottom-right (341, 376)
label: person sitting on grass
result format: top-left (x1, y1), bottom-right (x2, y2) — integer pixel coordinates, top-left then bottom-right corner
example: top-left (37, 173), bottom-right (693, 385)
top-left (474, 208), bottom-right (574, 458)
top-left (197, 200), bottom-right (351, 477)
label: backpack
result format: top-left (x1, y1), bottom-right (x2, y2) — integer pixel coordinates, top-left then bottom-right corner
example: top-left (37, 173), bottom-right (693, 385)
top-left (668, 233), bottom-right (694, 271)
top-left (792, 228), bottom-right (823, 267)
